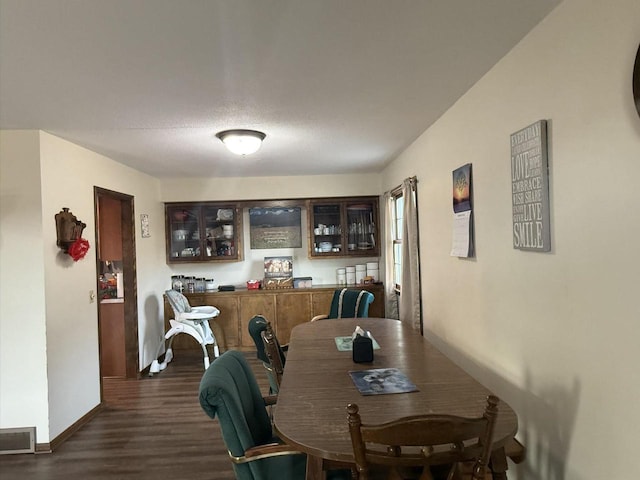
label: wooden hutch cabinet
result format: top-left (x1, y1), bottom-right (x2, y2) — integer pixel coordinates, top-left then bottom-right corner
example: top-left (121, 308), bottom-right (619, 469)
top-left (165, 202), bottom-right (243, 263)
top-left (307, 197), bottom-right (380, 259)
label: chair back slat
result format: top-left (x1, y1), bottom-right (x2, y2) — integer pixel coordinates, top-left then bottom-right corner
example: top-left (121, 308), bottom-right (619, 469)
top-left (261, 322), bottom-right (285, 388)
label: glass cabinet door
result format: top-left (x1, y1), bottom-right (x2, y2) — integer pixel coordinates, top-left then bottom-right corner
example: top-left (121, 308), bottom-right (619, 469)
top-left (167, 205), bottom-right (202, 261)
top-left (308, 197), bottom-right (379, 258)
top-left (165, 203), bottom-right (242, 263)
top-left (202, 205), bottom-right (238, 259)
top-left (310, 203), bottom-right (343, 255)
top-left (346, 202), bottom-right (376, 254)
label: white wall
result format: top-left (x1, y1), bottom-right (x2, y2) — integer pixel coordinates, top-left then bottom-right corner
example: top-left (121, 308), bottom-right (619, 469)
top-left (38, 131), bottom-right (168, 439)
top-left (161, 174), bottom-right (381, 203)
top-left (0, 131), bottom-right (168, 443)
top-left (381, 0), bottom-right (640, 479)
top-left (0, 131), bottom-right (50, 441)
top-left (161, 175), bottom-right (382, 287)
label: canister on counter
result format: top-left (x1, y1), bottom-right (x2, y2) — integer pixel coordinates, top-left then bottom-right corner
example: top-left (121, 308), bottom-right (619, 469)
top-left (355, 264), bottom-right (367, 284)
top-left (366, 262), bottom-right (379, 282)
top-left (171, 275), bottom-right (185, 292)
top-left (346, 266), bottom-right (356, 285)
top-left (185, 276), bottom-right (196, 293)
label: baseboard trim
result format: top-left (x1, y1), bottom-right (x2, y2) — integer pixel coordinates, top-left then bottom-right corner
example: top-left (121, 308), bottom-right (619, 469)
top-left (35, 442), bottom-right (52, 454)
top-left (48, 403), bottom-right (104, 452)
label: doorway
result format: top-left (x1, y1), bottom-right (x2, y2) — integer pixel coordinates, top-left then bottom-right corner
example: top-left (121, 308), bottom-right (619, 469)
top-left (94, 187), bottom-right (139, 387)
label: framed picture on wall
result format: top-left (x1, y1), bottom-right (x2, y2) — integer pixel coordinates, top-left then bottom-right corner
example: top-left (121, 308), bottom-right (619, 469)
top-left (249, 207), bottom-right (302, 249)
top-left (510, 120), bottom-right (551, 252)
top-left (140, 213), bottom-right (150, 238)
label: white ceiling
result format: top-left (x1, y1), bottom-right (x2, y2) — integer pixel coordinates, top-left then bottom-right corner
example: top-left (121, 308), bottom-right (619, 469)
top-left (0, 0), bottom-right (561, 178)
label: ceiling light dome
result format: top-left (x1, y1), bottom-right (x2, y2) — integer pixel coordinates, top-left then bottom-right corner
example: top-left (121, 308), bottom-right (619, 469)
top-left (216, 129), bottom-right (266, 155)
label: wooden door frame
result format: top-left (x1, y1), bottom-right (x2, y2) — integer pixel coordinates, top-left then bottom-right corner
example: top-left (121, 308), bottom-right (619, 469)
top-left (94, 187), bottom-right (139, 385)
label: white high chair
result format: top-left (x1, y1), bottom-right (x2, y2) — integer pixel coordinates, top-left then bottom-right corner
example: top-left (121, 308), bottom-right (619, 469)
top-left (149, 289), bottom-right (221, 375)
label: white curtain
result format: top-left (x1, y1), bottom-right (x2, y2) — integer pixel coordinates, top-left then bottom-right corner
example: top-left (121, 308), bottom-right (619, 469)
top-left (383, 191), bottom-right (399, 319)
top-left (399, 177), bottom-right (421, 332)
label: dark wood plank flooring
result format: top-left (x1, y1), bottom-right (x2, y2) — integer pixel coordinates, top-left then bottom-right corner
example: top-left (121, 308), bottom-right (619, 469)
top-left (0, 351), bottom-right (269, 480)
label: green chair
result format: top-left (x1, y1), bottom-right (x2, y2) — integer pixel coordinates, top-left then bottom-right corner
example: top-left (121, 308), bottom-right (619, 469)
top-left (199, 350), bottom-right (305, 480)
top-left (311, 288), bottom-right (375, 321)
top-left (247, 316), bottom-right (286, 394)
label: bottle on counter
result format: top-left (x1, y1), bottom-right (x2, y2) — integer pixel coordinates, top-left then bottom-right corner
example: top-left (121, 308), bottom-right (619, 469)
top-left (185, 276), bottom-right (196, 294)
top-left (171, 275), bottom-right (185, 293)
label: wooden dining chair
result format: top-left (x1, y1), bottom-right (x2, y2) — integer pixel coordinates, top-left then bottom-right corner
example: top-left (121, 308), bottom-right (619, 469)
top-left (261, 322), bottom-right (286, 390)
top-left (347, 395), bottom-right (500, 480)
top-left (248, 315), bottom-right (281, 394)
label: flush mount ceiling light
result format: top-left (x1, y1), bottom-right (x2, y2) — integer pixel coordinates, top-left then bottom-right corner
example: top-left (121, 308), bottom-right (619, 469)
top-left (216, 129), bottom-right (266, 155)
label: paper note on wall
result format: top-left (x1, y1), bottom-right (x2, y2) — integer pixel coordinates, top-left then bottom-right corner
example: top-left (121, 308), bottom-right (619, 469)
top-left (450, 211), bottom-right (471, 257)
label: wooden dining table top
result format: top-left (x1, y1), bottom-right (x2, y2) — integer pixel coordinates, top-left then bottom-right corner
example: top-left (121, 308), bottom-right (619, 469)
top-left (273, 318), bottom-right (519, 468)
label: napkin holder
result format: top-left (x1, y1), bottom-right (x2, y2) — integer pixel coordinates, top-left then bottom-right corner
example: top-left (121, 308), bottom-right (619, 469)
top-left (352, 333), bottom-right (374, 363)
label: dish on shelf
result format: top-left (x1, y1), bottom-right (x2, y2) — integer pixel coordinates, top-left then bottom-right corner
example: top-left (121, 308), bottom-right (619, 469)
top-left (173, 229), bottom-right (189, 241)
top-left (216, 209), bottom-right (234, 221)
top-left (319, 241), bottom-right (333, 252)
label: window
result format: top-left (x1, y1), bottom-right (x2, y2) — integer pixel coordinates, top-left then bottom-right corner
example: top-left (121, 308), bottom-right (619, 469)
top-left (391, 192), bottom-right (404, 292)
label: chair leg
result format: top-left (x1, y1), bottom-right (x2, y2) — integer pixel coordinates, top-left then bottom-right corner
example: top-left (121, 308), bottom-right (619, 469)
top-left (149, 331), bottom-right (174, 376)
top-left (164, 347), bottom-right (174, 365)
top-left (151, 320), bottom-right (215, 373)
top-left (201, 343), bottom-right (210, 370)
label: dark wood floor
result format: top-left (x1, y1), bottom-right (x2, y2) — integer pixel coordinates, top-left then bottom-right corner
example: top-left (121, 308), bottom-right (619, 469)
top-left (0, 351), bottom-right (269, 480)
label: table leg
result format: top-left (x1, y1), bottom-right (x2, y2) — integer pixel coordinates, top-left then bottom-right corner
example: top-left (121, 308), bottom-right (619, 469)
top-left (490, 446), bottom-right (509, 480)
top-left (306, 454), bottom-right (325, 480)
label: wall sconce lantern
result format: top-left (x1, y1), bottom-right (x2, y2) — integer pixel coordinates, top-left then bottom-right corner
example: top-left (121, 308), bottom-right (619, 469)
top-left (55, 208), bottom-right (90, 261)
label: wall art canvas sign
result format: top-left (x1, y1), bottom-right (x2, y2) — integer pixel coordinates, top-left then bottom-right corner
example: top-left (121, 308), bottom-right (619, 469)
top-left (511, 120), bottom-right (551, 252)
top-left (250, 207), bottom-right (302, 249)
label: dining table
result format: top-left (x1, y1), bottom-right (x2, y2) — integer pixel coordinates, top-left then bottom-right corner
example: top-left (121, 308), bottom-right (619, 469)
top-left (272, 318), bottom-right (520, 480)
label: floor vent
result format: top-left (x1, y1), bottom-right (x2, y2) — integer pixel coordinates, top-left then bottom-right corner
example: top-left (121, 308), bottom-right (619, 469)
top-left (0, 427), bottom-right (36, 454)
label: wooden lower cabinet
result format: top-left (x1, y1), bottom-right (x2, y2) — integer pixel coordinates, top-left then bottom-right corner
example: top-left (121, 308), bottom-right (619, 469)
top-left (239, 294), bottom-right (276, 348)
top-left (162, 283), bottom-right (384, 354)
top-left (274, 292), bottom-right (313, 344)
top-left (210, 296), bottom-right (240, 349)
